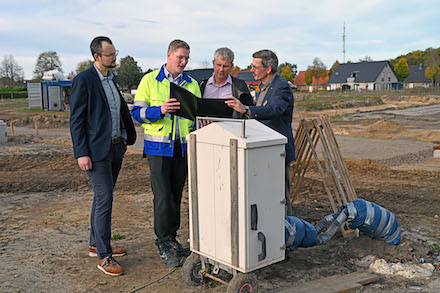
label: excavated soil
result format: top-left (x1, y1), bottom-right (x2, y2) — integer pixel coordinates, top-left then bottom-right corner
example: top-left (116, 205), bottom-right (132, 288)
top-left (1, 99), bottom-right (440, 292)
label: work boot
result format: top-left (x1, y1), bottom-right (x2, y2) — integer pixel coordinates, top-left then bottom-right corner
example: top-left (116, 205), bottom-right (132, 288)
top-left (97, 256), bottom-right (124, 276)
top-left (168, 238), bottom-right (190, 257)
top-left (158, 242), bottom-right (180, 268)
top-left (89, 246), bottom-right (126, 257)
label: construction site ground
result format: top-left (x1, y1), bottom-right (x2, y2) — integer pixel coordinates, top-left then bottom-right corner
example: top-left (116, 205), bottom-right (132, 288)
top-left (1, 96), bottom-right (440, 292)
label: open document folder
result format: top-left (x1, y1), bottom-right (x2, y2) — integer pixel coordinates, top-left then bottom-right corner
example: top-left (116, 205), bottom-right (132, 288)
top-left (170, 82), bottom-right (233, 121)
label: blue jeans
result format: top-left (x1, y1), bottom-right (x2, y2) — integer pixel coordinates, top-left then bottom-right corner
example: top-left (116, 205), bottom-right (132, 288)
top-left (87, 142), bottom-right (125, 259)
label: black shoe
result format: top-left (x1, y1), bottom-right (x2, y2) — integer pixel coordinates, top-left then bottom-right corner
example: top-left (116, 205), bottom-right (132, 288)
top-left (158, 242), bottom-right (180, 268)
top-left (168, 238), bottom-right (191, 257)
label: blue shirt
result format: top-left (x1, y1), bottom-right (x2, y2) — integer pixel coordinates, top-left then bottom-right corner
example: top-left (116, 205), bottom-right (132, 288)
top-left (94, 64), bottom-right (121, 138)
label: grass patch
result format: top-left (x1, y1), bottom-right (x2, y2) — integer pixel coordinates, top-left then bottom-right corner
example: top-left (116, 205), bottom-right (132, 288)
top-left (111, 233), bottom-right (124, 240)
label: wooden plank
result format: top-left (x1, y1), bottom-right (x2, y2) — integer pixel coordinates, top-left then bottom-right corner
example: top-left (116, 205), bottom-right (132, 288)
top-left (230, 139), bottom-right (239, 267)
top-left (302, 123), bottom-right (337, 212)
top-left (321, 115), bottom-right (357, 201)
top-left (270, 271), bottom-right (379, 293)
top-left (313, 119), bottom-right (347, 208)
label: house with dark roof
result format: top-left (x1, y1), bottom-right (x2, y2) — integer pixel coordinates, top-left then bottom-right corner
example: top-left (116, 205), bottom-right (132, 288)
top-left (402, 64), bottom-right (431, 89)
top-left (328, 61), bottom-right (399, 91)
top-left (183, 68), bottom-right (213, 83)
top-left (293, 70), bottom-right (330, 92)
top-left (233, 70), bottom-right (259, 86)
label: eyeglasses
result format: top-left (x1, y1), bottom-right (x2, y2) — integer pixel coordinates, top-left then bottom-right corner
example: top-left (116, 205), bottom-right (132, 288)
top-left (99, 50), bottom-right (119, 58)
top-left (173, 53), bottom-right (190, 61)
top-left (251, 64), bottom-right (264, 70)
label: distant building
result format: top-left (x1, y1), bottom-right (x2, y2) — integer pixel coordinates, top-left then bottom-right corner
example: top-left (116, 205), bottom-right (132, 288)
top-left (402, 64), bottom-right (431, 89)
top-left (233, 70), bottom-right (259, 87)
top-left (183, 68), bottom-right (213, 83)
top-left (328, 61), bottom-right (399, 91)
top-left (293, 70), bottom-right (329, 92)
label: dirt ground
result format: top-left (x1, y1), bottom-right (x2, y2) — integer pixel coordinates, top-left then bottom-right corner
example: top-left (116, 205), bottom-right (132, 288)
top-left (1, 97), bottom-right (440, 292)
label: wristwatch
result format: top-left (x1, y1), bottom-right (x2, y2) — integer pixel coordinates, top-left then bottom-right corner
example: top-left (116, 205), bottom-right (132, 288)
top-left (244, 106), bottom-right (250, 118)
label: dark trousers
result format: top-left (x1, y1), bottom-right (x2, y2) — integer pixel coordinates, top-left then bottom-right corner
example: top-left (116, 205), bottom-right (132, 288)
top-left (87, 142), bottom-right (125, 259)
top-left (147, 143), bottom-right (187, 245)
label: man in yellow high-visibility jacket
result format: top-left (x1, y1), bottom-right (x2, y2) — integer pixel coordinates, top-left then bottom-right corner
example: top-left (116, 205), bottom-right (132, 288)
top-left (131, 40), bottom-right (201, 268)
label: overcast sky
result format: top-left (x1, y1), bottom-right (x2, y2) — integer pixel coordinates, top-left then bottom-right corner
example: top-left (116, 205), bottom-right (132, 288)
top-left (1, 0), bottom-right (438, 80)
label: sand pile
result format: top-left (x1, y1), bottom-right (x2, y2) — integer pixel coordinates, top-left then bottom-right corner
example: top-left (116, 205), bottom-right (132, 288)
top-left (366, 120), bottom-right (403, 132)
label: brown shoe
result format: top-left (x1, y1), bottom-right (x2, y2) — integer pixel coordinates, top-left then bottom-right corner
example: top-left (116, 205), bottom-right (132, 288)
top-left (98, 256), bottom-right (124, 276)
top-left (89, 246), bottom-right (126, 257)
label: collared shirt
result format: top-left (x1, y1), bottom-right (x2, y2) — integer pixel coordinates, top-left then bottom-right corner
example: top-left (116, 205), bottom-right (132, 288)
top-left (256, 73), bottom-right (277, 106)
top-left (94, 64), bottom-right (121, 138)
top-left (163, 65), bottom-right (182, 139)
top-left (203, 74), bottom-right (233, 99)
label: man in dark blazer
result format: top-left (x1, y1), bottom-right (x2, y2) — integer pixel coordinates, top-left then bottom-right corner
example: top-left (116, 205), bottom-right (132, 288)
top-left (69, 36), bottom-right (136, 276)
top-left (225, 49), bottom-right (295, 215)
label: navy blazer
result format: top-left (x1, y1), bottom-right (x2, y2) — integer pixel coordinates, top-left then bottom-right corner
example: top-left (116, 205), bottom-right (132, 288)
top-left (70, 66), bottom-right (136, 162)
top-left (248, 74), bottom-right (295, 164)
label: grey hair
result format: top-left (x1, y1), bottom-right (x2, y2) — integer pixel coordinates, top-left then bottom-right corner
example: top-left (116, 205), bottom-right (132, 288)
top-left (253, 49), bottom-right (278, 73)
top-left (214, 47), bottom-right (234, 63)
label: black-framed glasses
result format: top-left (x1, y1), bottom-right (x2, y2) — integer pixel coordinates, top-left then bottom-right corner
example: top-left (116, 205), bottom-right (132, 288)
top-left (173, 53), bottom-right (190, 61)
top-left (99, 50), bottom-right (119, 58)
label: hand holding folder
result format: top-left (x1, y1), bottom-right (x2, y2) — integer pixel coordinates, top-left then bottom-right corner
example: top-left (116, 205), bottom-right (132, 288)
top-left (170, 83), bottom-right (233, 121)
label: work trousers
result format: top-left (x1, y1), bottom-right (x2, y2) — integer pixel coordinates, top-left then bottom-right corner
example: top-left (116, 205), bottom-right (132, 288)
top-left (87, 142), bottom-right (125, 259)
top-left (147, 142), bottom-right (187, 245)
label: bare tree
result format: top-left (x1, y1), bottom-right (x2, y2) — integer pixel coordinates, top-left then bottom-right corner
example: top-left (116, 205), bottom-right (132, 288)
top-left (0, 55), bottom-right (24, 98)
top-left (306, 57), bottom-right (327, 92)
top-left (199, 59), bottom-right (210, 69)
top-left (34, 51), bottom-right (63, 80)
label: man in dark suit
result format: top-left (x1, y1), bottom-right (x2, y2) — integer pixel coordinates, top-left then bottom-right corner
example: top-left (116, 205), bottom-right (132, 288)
top-left (225, 49), bottom-right (295, 215)
top-left (70, 36), bottom-right (136, 276)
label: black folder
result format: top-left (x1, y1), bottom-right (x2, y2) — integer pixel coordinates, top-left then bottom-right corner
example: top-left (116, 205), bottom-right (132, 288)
top-left (170, 82), bottom-right (233, 121)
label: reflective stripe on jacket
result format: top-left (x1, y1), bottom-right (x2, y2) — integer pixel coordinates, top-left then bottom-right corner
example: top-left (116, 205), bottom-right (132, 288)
top-left (131, 65), bottom-right (201, 157)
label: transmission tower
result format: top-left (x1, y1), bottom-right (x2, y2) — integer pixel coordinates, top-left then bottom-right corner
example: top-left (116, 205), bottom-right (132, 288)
top-left (342, 22), bottom-right (346, 63)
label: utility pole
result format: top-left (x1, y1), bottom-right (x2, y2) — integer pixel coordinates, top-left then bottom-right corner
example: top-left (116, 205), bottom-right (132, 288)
top-left (342, 22), bottom-right (346, 63)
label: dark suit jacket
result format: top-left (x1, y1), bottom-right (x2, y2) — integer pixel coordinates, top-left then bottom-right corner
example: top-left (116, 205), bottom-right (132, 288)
top-left (199, 75), bottom-right (255, 118)
top-left (69, 66), bottom-right (136, 162)
top-left (248, 74), bottom-right (295, 164)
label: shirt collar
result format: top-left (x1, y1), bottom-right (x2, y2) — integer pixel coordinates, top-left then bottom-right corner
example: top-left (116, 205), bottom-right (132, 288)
top-left (163, 64), bottom-right (182, 83)
top-left (207, 74), bottom-right (232, 87)
top-left (260, 73), bottom-right (276, 91)
top-left (94, 64), bottom-right (114, 81)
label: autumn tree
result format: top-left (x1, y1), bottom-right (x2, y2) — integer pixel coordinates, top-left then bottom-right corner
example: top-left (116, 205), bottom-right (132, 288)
top-left (34, 51), bottom-right (63, 80)
top-left (394, 58), bottom-right (410, 82)
top-left (76, 59), bottom-right (94, 75)
top-left (304, 70), bottom-right (313, 86)
top-left (231, 66), bottom-right (241, 75)
top-left (116, 56), bottom-right (143, 89)
top-left (281, 65), bottom-right (293, 81)
top-left (328, 60), bottom-right (340, 77)
top-left (277, 62), bottom-right (297, 79)
top-left (425, 66), bottom-right (439, 86)
top-left (425, 50), bottom-right (440, 86)
top-left (306, 57), bottom-right (327, 92)
top-left (0, 55), bottom-right (24, 98)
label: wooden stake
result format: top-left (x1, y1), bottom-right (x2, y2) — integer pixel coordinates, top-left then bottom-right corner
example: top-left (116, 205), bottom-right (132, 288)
top-left (34, 118), bottom-right (39, 136)
top-left (10, 121), bottom-right (14, 136)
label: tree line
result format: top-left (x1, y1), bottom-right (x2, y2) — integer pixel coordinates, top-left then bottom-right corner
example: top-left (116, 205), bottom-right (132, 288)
top-left (1, 47), bottom-right (439, 97)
